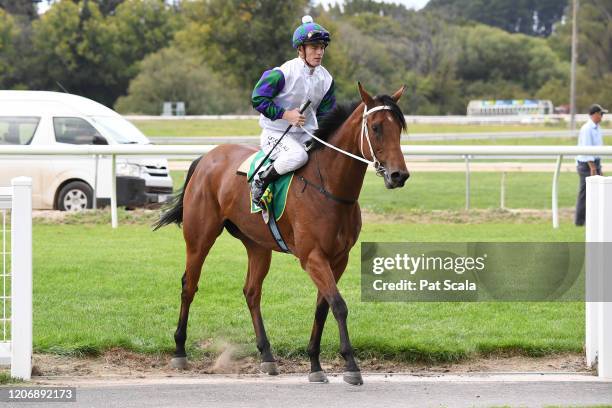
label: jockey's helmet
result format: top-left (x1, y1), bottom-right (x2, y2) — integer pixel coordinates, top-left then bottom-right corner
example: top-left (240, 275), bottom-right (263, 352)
top-left (292, 15), bottom-right (331, 49)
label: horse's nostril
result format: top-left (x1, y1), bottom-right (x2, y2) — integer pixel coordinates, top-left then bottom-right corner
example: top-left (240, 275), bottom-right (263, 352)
top-left (390, 171), bottom-right (409, 183)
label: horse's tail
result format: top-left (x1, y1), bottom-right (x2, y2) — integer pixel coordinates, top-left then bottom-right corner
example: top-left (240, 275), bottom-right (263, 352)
top-left (152, 156), bottom-right (202, 231)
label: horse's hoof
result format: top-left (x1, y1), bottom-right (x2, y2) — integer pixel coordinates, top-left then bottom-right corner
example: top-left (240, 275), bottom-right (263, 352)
top-left (171, 357), bottom-right (188, 370)
top-left (343, 371), bottom-right (363, 385)
top-left (260, 361), bottom-right (279, 375)
top-left (308, 371), bottom-right (329, 383)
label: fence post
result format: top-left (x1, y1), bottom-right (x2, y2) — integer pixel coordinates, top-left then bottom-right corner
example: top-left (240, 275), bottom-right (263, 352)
top-left (552, 155), bottom-right (563, 228)
top-left (11, 177), bottom-right (32, 380)
top-left (111, 154), bottom-right (118, 229)
top-left (585, 175), bottom-right (612, 378)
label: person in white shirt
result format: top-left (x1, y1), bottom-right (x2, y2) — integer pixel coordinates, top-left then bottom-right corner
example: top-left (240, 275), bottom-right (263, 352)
top-left (575, 103), bottom-right (608, 226)
top-left (249, 15), bottom-right (336, 207)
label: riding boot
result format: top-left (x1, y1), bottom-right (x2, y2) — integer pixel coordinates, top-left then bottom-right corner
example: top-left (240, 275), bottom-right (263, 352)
top-left (251, 165), bottom-right (282, 207)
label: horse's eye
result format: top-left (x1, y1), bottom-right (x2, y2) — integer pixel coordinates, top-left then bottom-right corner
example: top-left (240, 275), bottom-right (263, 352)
top-left (372, 124), bottom-right (381, 134)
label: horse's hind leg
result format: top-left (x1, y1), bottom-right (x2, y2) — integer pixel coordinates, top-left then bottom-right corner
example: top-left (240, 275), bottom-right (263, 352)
top-left (171, 217), bottom-right (223, 369)
top-left (242, 240), bottom-right (277, 375)
top-left (307, 254), bottom-right (349, 383)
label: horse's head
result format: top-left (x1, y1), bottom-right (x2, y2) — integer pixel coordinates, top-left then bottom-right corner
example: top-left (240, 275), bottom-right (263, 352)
top-left (357, 82), bottom-right (410, 189)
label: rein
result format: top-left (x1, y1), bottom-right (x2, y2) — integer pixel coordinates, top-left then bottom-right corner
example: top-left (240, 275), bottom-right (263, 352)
top-left (296, 104), bottom-right (394, 204)
top-left (299, 104), bottom-right (392, 177)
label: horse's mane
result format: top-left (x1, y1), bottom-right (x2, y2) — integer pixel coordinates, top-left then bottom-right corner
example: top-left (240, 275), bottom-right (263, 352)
top-left (311, 95), bottom-right (406, 151)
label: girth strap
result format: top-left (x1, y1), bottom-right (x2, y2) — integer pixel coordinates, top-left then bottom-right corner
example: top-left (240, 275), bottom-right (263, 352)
top-left (265, 204), bottom-right (291, 253)
top-left (297, 175), bottom-right (356, 205)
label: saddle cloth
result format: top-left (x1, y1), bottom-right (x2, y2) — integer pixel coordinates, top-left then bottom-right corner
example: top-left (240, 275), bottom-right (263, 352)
top-left (237, 151), bottom-right (294, 221)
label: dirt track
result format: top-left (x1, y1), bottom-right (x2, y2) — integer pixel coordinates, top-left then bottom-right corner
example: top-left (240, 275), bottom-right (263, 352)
top-left (29, 349), bottom-right (591, 379)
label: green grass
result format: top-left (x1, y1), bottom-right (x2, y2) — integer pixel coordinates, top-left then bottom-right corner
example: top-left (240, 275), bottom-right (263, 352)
top-left (32, 220), bottom-right (584, 362)
top-left (132, 119), bottom-right (574, 137)
top-left (133, 119), bottom-right (262, 137)
top-left (362, 171), bottom-right (578, 211)
top-left (406, 136), bottom-right (612, 146)
top-left (0, 372), bottom-right (24, 384)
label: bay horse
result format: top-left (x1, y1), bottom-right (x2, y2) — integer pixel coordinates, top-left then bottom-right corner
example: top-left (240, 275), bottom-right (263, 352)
top-left (154, 83), bottom-right (409, 385)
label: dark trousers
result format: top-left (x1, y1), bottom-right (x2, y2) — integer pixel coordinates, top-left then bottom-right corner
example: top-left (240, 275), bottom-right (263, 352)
top-left (575, 159), bottom-right (602, 226)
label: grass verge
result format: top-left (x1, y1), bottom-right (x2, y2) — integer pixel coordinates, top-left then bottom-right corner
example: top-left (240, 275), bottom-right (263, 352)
top-left (32, 218), bottom-right (584, 363)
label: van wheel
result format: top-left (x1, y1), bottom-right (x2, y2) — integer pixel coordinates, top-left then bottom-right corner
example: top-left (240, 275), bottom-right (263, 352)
top-left (57, 181), bottom-right (93, 212)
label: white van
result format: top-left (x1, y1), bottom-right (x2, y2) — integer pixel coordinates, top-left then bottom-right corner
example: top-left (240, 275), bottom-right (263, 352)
top-left (0, 91), bottom-right (173, 210)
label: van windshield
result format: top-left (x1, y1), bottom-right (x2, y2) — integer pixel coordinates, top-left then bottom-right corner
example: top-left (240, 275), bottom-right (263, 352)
top-left (90, 116), bottom-right (150, 145)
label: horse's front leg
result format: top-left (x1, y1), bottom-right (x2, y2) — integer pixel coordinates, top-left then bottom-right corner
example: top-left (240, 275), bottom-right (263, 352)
top-left (307, 254), bottom-right (350, 383)
top-left (304, 250), bottom-right (362, 385)
top-left (307, 291), bottom-right (329, 382)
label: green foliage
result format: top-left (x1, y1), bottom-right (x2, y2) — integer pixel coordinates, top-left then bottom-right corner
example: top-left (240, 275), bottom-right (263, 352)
top-left (0, 0), bottom-right (608, 115)
top-left (457, 25), bottom-right (564, 89)
top-left (27, 0), bottom-right (176, 106)
top-left (0, 9), bottom-right (19, 84)
top-left (175, 0), bottom-right (308, 92)
top-left (115, 47), bottom-right (246, 115)
top-left (0, 0), bottom-right (40, 20)
top-left (546, 0), bottom-right (612, 110)
top-left (88, 0), bottom-right (126, 15)
top-left (426, 0), bottom-right (567, 37)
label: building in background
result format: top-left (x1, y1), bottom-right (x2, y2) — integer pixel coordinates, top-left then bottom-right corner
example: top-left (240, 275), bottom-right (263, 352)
top-left (467, 99), bottom-right (554, 116)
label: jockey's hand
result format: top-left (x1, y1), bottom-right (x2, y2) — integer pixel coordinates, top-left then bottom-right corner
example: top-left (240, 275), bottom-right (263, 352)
top-left (283, 109), bottom-right (306, 127)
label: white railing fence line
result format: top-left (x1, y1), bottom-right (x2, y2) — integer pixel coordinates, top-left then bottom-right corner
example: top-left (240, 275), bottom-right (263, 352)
top-left (125, 114), bottom-right (595, 124)
top-left (2, 145), bottom-right (612, 228)
top-left (0, 177), bottom-right (32, 380)
top-left (586, 176), bottom-right (612, 378)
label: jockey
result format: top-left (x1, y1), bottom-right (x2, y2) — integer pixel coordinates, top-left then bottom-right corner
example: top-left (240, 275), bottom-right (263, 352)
top-left (250, 15), bottom-right (336, 207)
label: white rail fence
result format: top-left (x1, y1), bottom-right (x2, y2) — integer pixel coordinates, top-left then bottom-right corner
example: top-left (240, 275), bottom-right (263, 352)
top-left (148, 129), bottom-right (612, 145)
top-left (1, 145), bottom-right (612, 229)
top-left (125, 114), bottom-right (594, 124)
top-left (0, 177), bottom-right (32, 380)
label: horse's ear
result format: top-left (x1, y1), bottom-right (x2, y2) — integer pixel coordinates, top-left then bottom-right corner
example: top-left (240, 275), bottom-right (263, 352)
top-left (357, 82), bottom-right (375, 108)
top-left (391, 85), bottom-right (406, 103)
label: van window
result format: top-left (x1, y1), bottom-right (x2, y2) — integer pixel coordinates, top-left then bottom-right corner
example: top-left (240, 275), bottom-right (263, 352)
top-left (53, 117), bottom-right (107, 145)
top-left (0, 116), bottom-right (40, 145)
top-left (90, 116), bottom-right (150, 144)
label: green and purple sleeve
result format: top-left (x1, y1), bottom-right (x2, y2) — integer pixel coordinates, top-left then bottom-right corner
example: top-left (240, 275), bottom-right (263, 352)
top-left (252, 69), bottom-right (286, 120)
top-left (317, 80), bottom-right (336, 121)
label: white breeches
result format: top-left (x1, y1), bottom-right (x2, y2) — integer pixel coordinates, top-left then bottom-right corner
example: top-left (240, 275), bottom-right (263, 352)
top-left (260, 128), bottom-right (309, 175)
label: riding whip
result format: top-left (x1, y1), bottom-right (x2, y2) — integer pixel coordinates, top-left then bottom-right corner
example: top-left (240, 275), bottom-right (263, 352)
top-left (248, 100), bottom-right (312, 182)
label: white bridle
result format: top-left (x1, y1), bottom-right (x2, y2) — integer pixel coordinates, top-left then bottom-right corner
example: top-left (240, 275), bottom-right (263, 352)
top-left (300, 104), bottom-right (393, 174)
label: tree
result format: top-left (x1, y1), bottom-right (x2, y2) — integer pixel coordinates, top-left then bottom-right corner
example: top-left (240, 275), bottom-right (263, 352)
top-left (426, 0), bottom-right (568, 37)
top-left (341, 0), bottom-right (415, 20)
top-left (110, 0), bottom-right (178, 81)
top-left (92, 0), bottom-right (125, 15)
top-left (175, 0), bottom-right (309, 92)
top-left (0, 9), bottom-right (20, 85)
top-left (115, 47), bottom-right (245, 114)
top-left (0, 0), bottom-right (41, 20)
top-left (456, 24), bottom-right (565, 91)
top-left (549, 0), bottom-right (612, 78)
top-left (69, 0), bottom-right (126, 15)
top-left (29, 0), bottom-right (176, 106)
